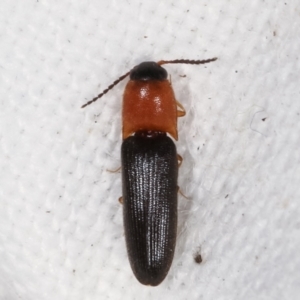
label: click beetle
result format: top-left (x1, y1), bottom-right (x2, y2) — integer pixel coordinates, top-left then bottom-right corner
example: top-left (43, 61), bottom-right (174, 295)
top-left (82, 57), bottom-right (217, 286)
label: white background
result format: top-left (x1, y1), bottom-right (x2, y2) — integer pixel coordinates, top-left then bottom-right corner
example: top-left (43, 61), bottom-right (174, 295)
top-left (0, 0), bottom-right (299, 299)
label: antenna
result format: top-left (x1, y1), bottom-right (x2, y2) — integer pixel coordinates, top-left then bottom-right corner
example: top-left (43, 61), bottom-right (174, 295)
top-left (158, 57), bottom-right (217, 66)
top-left (81, 70), bottom-right (130, 108)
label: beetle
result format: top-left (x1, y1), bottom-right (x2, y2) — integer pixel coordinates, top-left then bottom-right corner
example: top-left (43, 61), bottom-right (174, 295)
top-left (82, 57), bottom-right (217, 286)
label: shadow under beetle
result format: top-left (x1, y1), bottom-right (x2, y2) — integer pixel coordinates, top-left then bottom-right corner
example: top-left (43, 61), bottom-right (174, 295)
top-left (82, 57), bottom-right (217, 286)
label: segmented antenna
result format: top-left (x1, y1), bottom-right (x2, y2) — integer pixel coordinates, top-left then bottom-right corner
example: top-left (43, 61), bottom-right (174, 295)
top-left (158, 58), bottom-right (217, 65)
top-left (81, 71), bottom-right (130, 108)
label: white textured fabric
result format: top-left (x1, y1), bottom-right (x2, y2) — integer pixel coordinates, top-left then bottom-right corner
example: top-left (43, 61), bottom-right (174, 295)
top-left (0, 0), bottom-right (299, 299)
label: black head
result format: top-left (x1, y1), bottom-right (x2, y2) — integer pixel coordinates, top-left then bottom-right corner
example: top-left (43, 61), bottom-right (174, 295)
top-left (130, 61), bottom-right (168, 81)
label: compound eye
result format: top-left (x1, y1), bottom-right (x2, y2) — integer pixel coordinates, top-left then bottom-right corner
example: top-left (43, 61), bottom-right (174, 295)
top-left (130, 61), bottom-right (168, 81)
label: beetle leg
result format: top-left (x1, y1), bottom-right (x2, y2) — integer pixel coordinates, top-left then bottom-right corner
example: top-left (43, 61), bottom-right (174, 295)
top-left (177, 154), bottom-right (183, 167)
top-left (178, 187), bottom-right (189, 200)
top-left (107, 166), bottom-right (121, 173)
top-left (177, 156), bottom-right (188, 198)
top-left (176, 100), bottom-right (186, 117)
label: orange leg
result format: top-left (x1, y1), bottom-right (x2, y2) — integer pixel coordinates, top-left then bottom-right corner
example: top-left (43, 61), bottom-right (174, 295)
top-left (107, 166), bottom-right (121, 173)
top-left (168, 77), bottom-right (185, 117)
top-left (177, 154), bottom-right (183, 167)
top-left (177, 186), bottom-right (189, 200)
top-left (176, 155), bottom-right (189, 199)
top-left (178, 187), bottom-right (189, 200)
top-left (176, 100), bottom-right (186, 117)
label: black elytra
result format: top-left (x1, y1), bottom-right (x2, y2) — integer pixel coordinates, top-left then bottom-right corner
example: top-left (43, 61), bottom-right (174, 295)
top-left (121, 132), bottom-right (178, 286)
